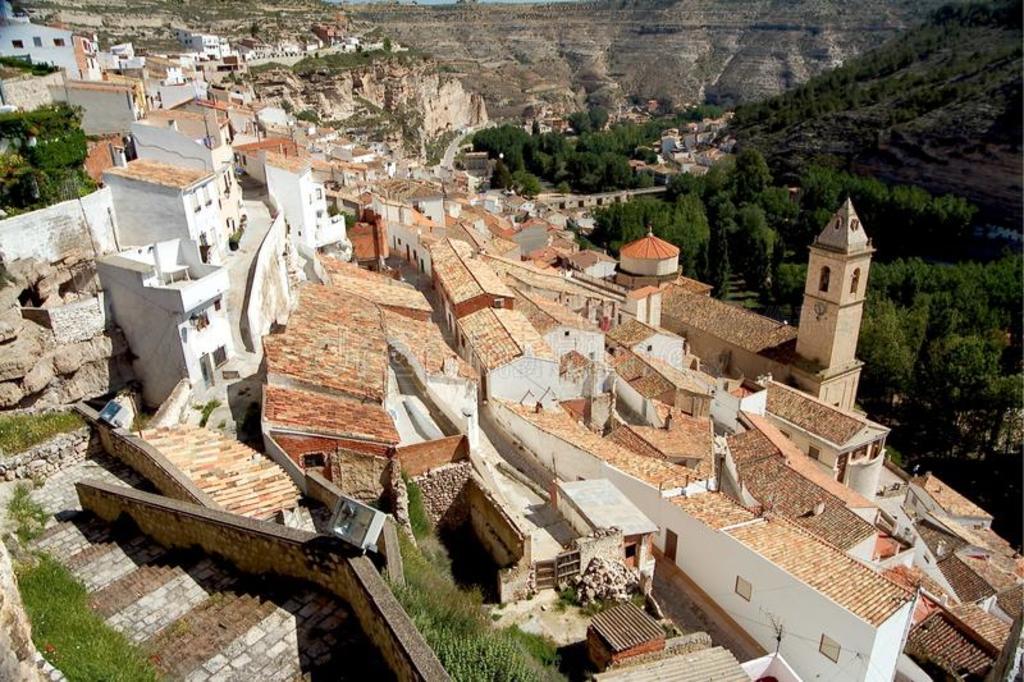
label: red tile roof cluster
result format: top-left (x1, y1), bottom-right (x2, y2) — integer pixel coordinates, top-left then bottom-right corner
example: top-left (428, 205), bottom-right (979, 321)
top-left (263, 384), bottom-right (399, 445)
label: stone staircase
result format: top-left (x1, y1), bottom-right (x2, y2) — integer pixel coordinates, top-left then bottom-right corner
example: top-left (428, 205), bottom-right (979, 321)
top-left (142, 425), bottom-right (301, 521)
top-left (30, 511), bottom-right (390, 681)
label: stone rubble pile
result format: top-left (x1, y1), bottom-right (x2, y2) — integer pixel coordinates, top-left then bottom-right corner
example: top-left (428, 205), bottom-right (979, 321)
top-left (574, 557), bottom-right (641, 605)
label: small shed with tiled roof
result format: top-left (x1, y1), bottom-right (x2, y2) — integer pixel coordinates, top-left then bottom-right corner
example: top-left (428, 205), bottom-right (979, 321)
top-left (587, 602), bottom-right (666, 671)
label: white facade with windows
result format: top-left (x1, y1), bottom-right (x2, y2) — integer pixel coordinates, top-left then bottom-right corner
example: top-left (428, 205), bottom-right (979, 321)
top-left (97, 239), bottom-right (234, 406)
top-left (104, 164), bottom-right (228, 265)
top-left (0, 18), bottom-right (99, 80)
top-left (265, 159), bottom-right (348, 256)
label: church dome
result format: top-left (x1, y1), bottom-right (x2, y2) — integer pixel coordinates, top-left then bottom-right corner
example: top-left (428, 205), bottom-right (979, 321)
top-left (619, 228), bottom-right (680, 277)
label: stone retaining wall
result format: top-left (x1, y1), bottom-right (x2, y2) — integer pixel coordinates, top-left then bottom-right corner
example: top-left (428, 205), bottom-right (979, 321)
top-left (0, 426), bottom-right (100, 482)
top-left (413, 461), bottom-right (472, 529)
top-left (0, 542), bottom-right (47, 682)
top-left (76, 480), bottom-right (448, 682)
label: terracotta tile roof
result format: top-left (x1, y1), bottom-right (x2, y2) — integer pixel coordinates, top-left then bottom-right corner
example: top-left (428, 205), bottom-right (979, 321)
top-left (265, 150), bottom-right (311, 174)
top-left (619, 232), bottom-right (679, 260)
top-left (567, 249), bottom-right (616, 269)
top-left (949, 603), bottom-right (1011, 650)
top-left (670, 275), bottom-right (714, 295)
top-left (104, 159), bottom-right (213, 189)
top-left (610, 346), bottom-right (711, 399)
top-left (500, 401), bottom-right (694, 489)
top-left (374, 178), bottom-right (443, 202)
top-left (233, 137), bottom-right (302, 155)
top-left (916, 519), bottom-right (967, 558)
top-left (263, 384), bottom-right (399, 445)
top-left (263, 284), bottom-right (388, 402)
top-left (483, 255), bottom-right (616, 302)
top-left (625, 285), bottom-right (661, 301)
top-left (938, 554), bottom-right (997, 603)
top-left (321, 258), bottom-right (432, 314)
top-left (381, 309), bottom-right (476, 380)
top-left (727, 427), bottom-right (876, 551)
top-left (661, 285), bottom-right (798, 355)
top-left (560, 350), bottom-right (591, 374)
top-left (66, 80), bottom-right (133, 93)
top-left (671, 491), bottom-right (756, 529)
top-left (742, 412), bottom-right (877, 510)
top-left (726, 519), bottom-right (911, 626)
top-left (142, 425), bottom-right (300, 520)
top-left (512, 286), bottom-right (599, 335)
top-left (961, 554), bottom-right (1021, 594)
top-left (611, 414), bottom-right (712, 467)
top-left (606, 319), bottom-right (663, 347)
top-left (913, 473), bottom-right (993, 520)
top-left (594, 646), bottom-right (748, 682)
top-left (429, 238), bottom-right (514, 306)
top-left (765, 381), bottom-right (880, 446)
top-left (884, 565), bottom-right (951, 602)
top-left (907, 610), bottom-right (997, 677)
top-left (995, 584), bottom-right (1023, 620)
top-left (459, 307), bottom-right (555, 370)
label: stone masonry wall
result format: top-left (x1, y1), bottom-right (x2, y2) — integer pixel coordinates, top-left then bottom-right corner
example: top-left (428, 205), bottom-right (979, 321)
top-left (413, 461), bottom-right (471, 529)
top-left (466, 475), bottom-right (525, 568)
top-left (0, 426), bottom-right (101, 482)
top-left (76, 480), bottom-right (448, 682)
top-left (0, 542), bottom-right (46, 682)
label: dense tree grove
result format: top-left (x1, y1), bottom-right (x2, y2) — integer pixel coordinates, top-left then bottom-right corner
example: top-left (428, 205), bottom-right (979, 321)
top-left (471, 105), bottom-right (724, 194)
top-left (589, 149), bottom-right (1022, 479)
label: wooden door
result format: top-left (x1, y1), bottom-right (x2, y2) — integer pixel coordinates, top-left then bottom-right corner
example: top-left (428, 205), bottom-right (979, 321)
top-left (664, 529), bottom-right (678, 562)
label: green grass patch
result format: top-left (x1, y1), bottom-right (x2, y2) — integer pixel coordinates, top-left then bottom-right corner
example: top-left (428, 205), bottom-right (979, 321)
top-left (392, 533), bottom-right (563, 681)
top-left (7, 484), bottom-right (47, 543)
top-left (16, 553), bottom-right (160, 681)
top-left (404, 475), bottom-right (432, 540)
top-left (0, 411), bottom-right (83, 456)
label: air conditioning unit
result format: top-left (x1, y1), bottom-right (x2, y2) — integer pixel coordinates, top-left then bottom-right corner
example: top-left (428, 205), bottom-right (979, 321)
top-left (328, 495), bottom-right (387, 553)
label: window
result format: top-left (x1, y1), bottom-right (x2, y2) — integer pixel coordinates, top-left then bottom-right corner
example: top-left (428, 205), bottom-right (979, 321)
top-left (192, 311), bottom-right (210, 330)
top-left (850, 268), bottom-right (861, 294)
top-left (11, 40), bottom-right (23, 48)
top-left (819, 634), bottom-right (841, 663)
top-left (647, 344), bottom-right (653, 352)
top-left (53, 38), bottom-right (65, 47)
top-left (493, 299), bottom-right (504, 309)
top-left (808, 446), bottom-right (820, 461)
top-left (214, 298), bottom-right (222, 311)
top-left (32, 37), bottom-right (42, 47)
top-left (735, 576), bottom-right (752, 601)
top-left (818, 266), bottom-right (831, 292)
top-left (302, 452), bottom-right (326, 468)
top-left (624, 543), bottom-right (637, 559)
top-left (564, 330), bottom-right (570, 337)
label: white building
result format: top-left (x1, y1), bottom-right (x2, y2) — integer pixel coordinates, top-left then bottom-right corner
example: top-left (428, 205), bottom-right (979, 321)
top-left (175, 29), bottom-right (232, 60)
top-left (607, 319), bottom-right (689, 370)
top-left (0, 12), bottom-right (100, 80)
top-left (264, 152), bottom-right (349, 257)
top-left (97, 239), bottom-right (234, 406)
top-left (131, 109), bottom-right (244, 242)
top-left (490, 399), bottom-right (916, 682)
top-left (104, 160), bottom-right (229, 265)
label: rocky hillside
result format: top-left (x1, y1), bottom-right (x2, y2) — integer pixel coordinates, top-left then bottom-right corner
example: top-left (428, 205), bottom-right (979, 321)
top-left (253, 53), bottom-right (487, 156)
top-left (349, 0), bottom-right (950, 119)
top-left (729, 0), bottom-right (1023, 227)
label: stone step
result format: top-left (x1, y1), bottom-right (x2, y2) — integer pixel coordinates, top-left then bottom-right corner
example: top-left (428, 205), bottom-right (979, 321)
top-left (144, 586), bottom-right (279, 680)
top-left (32, 515), bottom-right (112, 556)
top-left (103, 558), bottom-right (238, 644)
top-left (68, 533), bottom-right (169, 592)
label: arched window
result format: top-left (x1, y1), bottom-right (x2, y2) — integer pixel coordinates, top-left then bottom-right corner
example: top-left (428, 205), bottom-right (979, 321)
top-left (850, 268), bottom-right (861, 294)
top-left (818, 266), bottom-right (831, 292)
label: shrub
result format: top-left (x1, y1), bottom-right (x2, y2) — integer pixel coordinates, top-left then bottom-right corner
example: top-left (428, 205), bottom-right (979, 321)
top-left (7, 484), bottom-right (47, 543)
top-left (404, 476), bottom-right (432, 540)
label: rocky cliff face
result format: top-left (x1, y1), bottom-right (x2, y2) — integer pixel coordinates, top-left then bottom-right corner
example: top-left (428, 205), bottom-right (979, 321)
top-left (351, 0), bottom-right (950, 118)
top-left (253, 59), bottom-right (487, 155)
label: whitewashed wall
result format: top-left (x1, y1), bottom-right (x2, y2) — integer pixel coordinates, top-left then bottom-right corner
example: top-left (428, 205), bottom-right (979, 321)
top-left (0, 187), bottom-right (118, 263)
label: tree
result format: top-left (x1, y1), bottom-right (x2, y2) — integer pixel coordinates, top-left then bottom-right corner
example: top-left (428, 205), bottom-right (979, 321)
top-left (568, 110), bottom-right (591, 134)
top-left (732, 148), bottom-right (772, 204)
top-left (511, 170), bottom-right (542, 197)
top-left (734, 204), bottom-right (776, 293)
top-left (588, 107), bottom-right (609, 131)
top-left (491, 159), bottom-right (512, 189)
top-left (383, 37), bottom-right (392, 52)
top-left (708, 221), bottom-right (730, 298)
top-left (531, 119), bottom-right (541, 136)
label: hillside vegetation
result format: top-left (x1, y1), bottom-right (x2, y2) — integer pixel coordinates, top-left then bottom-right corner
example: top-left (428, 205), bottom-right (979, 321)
top-left (729, 0), bottom-right (1022, 226)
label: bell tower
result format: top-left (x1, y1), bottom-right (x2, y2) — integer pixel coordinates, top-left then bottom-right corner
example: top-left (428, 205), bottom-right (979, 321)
top-left (793, 199), bottom-right (874, 410)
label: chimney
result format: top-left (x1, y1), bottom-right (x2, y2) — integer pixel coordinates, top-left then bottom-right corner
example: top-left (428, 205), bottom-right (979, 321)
top-left (664, 409), bottom-right (674, 431)
top-left (811, 501), bottom-right (826, 517)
